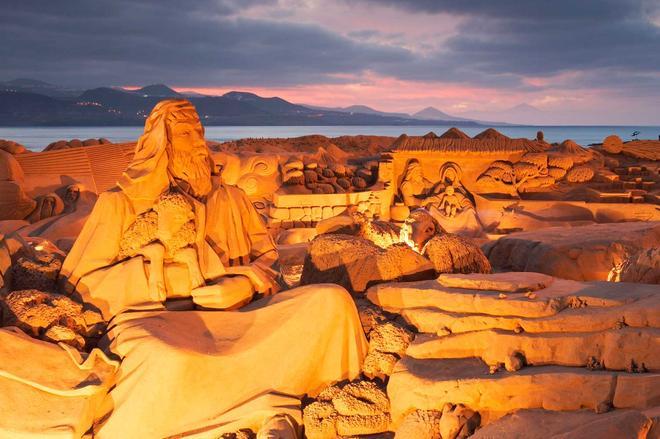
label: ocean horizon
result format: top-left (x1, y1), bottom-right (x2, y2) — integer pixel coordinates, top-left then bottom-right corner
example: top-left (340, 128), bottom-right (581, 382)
top-left (1, 124), bottom-right (659, 152)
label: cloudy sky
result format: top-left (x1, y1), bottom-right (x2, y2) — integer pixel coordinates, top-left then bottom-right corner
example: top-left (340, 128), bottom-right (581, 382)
top-left (1, 0), bottom-right (659, 124)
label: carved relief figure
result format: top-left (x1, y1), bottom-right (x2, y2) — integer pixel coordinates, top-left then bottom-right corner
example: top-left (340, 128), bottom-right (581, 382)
top-left (427, 162), bottom-right (475, 217)
top-left (398, 159), bottom-right (433, 207)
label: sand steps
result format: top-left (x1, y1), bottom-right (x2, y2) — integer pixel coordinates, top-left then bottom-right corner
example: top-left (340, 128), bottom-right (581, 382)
top-left (408, 327), bottom-right (660, 371)
top-left (400, 297), bottom-right (660, 335)
top-left (366, 272), bottom-right (660, 431)
top-left (367, 276), bottom-right (658, 319)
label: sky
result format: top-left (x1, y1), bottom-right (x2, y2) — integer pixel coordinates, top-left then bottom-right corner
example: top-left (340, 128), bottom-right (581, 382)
top-left (1, 0), bottom-right (659, 124)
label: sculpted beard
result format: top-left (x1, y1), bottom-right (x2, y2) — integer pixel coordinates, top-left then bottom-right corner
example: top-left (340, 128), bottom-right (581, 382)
top-left (169, 147), bottom-right (213, 198)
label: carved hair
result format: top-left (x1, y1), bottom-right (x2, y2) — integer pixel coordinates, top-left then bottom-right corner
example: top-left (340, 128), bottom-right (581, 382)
top-left (118, 100), bottom-right (212, 211)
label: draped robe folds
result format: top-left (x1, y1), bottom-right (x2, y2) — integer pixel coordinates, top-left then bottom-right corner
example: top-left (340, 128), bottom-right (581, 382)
top-left (96, 285), bottom-right (367, 438)
top-left (59, 182), bottom-right (368, 437)
top-left (60, 182), bottom-right (280, 318)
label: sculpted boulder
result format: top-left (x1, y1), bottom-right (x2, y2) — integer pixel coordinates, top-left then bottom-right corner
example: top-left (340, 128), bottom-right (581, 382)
top-left (0, 181), bottom-right (36, 220)
top-left (423, 234), bottom-right (492, 275)
top-left (0, 289), bottom-right (103, 349)
top-left (303, 380), bottom-right (390, 438)
top-left (484, 222), bottom-right (660, 281)
top-left (300, 234), bottom-right (435, 293)
top-left (0, 149), bottom-right (26, 182)
top-left (603, 135), bottom-right (624, 154)
top-left (615, 247), bottom-right (660, 284)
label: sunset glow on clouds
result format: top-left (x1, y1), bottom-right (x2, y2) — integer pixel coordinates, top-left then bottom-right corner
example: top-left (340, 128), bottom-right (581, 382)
top-left (2, 0), bottom-right (659, 124)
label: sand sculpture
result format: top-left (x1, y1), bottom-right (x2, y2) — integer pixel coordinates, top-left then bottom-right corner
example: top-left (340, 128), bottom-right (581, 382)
top-left (32, 99), bottom-right (365, 437)
top-left (0, 99), bottom-right (658, 437)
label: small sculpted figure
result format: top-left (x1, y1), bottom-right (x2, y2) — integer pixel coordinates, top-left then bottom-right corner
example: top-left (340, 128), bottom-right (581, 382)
top-left (26, 193), bottom-right (64, 223)
top-left (400, 208), bottom-right (492, 274)
top-left (438, 185), bottom-right (460, 217)
top-left (117, 192), bottom-right (203, 301)
top-left (63, 184), bottom-right (81, 208)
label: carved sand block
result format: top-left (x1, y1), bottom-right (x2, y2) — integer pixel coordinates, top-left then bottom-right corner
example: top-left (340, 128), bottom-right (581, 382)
top-left (471, 409), bottom-right (654, 439)
top-left (401, 294), bottom-right (660, 335)
top-left (436, 271), bottom-right (554, 292)
top-left (387, 357), bottom-right (659, 427)
top-left (367, 277), bottom-right (595, 318)
top-left (370, 273), bottom-right (660, 331)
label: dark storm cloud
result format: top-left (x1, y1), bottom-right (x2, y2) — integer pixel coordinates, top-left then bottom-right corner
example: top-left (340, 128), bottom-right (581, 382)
top-left (0, 0), bottom-right (412, 87)
top-left (358, 0), bottom-right (651, 21)
top-left (359, 0), bottom-right (660, 93)
top-left (0, 0), bottom-right (658, 94)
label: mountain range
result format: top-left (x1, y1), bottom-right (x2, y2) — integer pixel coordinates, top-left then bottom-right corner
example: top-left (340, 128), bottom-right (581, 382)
top-left (0, 79), bottom-right (524, 126)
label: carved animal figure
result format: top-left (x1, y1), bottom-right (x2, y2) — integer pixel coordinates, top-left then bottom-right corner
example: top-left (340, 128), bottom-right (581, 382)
top-left (400, 208), bottom-right (492, 274)
top-left (118, 192), bottom-right (203, 300)
top-left (399, 208), bottom-right (444, 253)
top-left (351, 210), bottom-right (400, 249)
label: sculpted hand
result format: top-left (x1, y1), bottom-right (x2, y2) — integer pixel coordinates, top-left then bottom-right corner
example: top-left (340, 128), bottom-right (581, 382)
top-left (191, 275), bottom-right (255, 310)
top-left (225, 264), bottom-right (280, 296)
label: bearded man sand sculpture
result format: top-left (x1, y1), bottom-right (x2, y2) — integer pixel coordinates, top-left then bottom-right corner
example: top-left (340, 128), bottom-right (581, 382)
top-left (59, 100), bottom-right (368, 437)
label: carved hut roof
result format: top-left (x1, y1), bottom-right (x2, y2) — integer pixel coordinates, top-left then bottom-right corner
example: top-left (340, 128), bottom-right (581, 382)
top-left (392, 129), bottom-right (547, 154)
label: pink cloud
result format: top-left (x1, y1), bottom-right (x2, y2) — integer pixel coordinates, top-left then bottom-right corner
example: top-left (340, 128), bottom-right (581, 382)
top-left (173, 72), bottom-right (525, 115)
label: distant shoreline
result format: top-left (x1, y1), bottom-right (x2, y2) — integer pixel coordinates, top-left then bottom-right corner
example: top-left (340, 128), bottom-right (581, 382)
top-left (1, 125), bottom-right (658, 151)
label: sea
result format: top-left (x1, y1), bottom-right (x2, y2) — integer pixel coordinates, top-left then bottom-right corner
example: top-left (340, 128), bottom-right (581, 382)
top-left (1, 125), bottom-right (659, 152)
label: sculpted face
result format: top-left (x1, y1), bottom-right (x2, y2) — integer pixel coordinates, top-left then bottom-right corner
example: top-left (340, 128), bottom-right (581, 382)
top-left (443, 167), bottom-right (457, 184)
top-left (167, 119), bottom-right (213, 197)
top-left (410, 165), bottom-right (423, 183)
top-left (65, 185), bottom-right (80, 204)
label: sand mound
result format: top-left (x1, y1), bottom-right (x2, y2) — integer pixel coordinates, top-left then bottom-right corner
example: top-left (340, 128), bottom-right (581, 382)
top-left (0, 139), bottom-right (28, 154)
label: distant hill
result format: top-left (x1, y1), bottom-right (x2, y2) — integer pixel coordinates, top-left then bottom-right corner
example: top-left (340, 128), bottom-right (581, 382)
top-left (306, 104), bottom-right (411, 119)
top-left (460, 104), bottom-right (545, 125)
top-left (0, 79), bottom-right (490, 127)
top-left (413, 106), bottom-right (470, 122)
top-left (133, 84), bottom-right (182, 98)
top-left (0, 78), bottom-right (82, 98)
